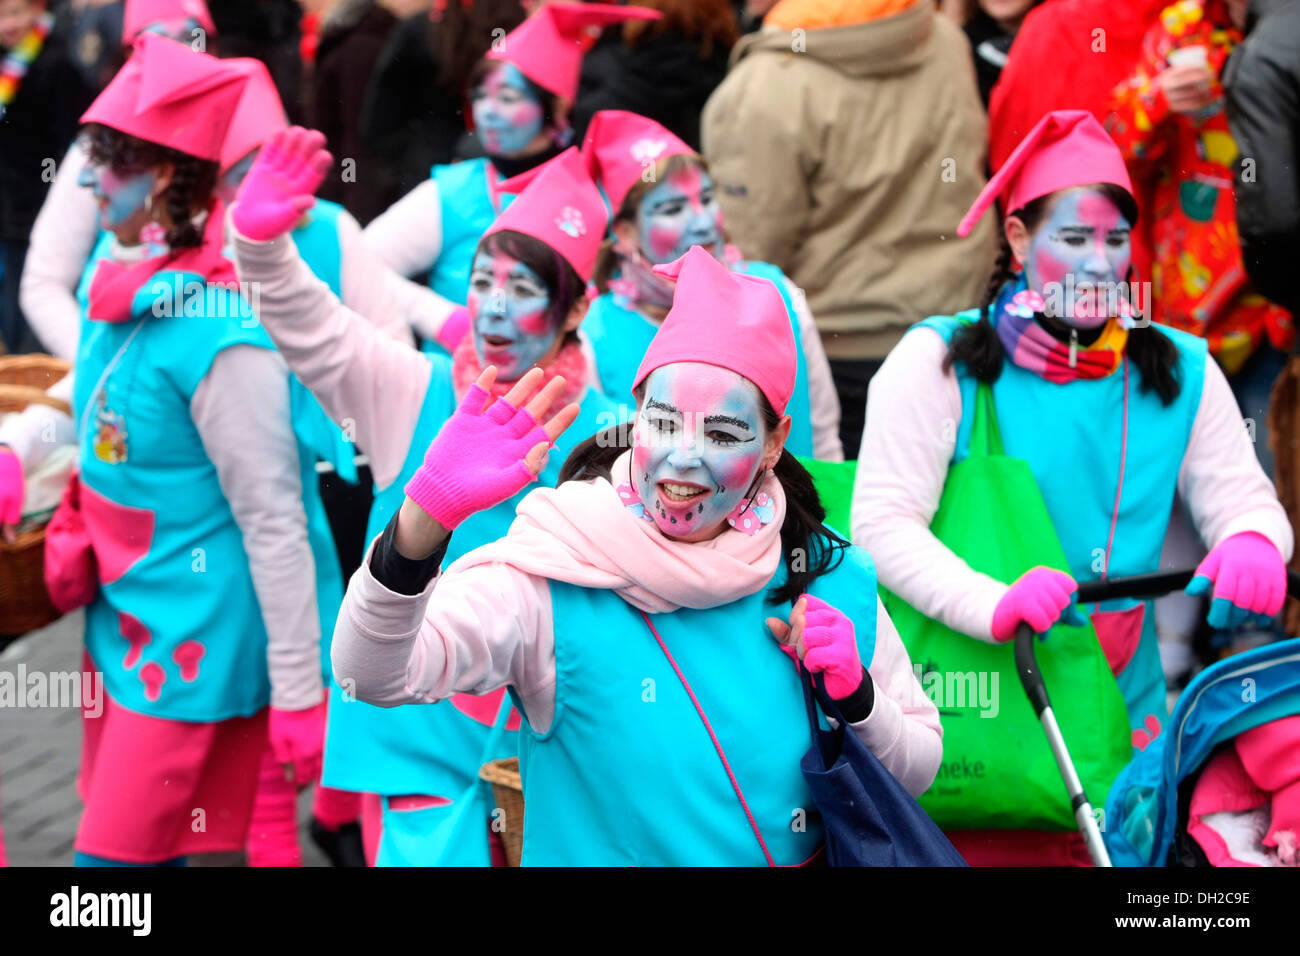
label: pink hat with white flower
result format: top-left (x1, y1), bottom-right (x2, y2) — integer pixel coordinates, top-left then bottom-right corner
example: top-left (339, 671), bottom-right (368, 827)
top-left (486, 2), bottom-right (662, 103)
top-left (81, 33), bottom-right (247, 163)
top-left (483, 146), bottom-right (609, 281)
top-left (582, 110), bottom-right (695, 213)
top-left (633, 245), bottom-right (796, 415)
top-left (123, 0), bottom-right (216, 44)
top-left (220, 58), bottom-right (289, 173)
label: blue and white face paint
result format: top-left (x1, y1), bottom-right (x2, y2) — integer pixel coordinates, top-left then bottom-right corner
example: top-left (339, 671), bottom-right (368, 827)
top-left (471, 62), bottom-right (546, 157)
top-left (79, 163), bottom-right (157, 232)
top-left (467, 250), bottom-right (560, 381)
top-left (636, 165), bottom-right (725, 265)
top-left (216, 149), bottom-right (258, 205)
top-left (632, 362), bottom-right (766, 541)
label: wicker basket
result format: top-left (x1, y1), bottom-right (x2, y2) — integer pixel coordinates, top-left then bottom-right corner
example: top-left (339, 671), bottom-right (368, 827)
top-left (479, 757), bottom-right (525, 867)
top-left (0, 356), bottom-right (73, 637)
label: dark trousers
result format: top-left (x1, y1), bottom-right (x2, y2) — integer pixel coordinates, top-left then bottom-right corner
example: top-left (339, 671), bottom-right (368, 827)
top-left (828, 358), bottom-right (886, 461)
top-left (1, 240), bottom-right (42, 355)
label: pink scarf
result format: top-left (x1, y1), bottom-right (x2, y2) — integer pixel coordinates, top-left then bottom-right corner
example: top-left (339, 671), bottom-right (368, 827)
top-left (86, 200), bottom-right (237, 323)
top-left (446, 451), bottom-right (786, 613)
top-left (450, 333), bottom-right (590, 423)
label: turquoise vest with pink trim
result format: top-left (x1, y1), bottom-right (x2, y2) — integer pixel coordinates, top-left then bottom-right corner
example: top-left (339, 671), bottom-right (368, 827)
top-left (515, 547), bottom-right (878, 866)
top-left (914, 303), bottom-right (1208, 744)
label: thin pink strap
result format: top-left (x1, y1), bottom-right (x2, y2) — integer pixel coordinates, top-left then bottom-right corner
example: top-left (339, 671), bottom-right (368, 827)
top-left (640, 611), bottom-right (776, 867)
top-left (1098, 357), bottom-right (1130, 605)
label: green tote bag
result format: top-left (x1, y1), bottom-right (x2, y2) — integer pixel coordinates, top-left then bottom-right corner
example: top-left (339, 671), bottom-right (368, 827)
top-left (803, 384), bottom-right (1131, 830)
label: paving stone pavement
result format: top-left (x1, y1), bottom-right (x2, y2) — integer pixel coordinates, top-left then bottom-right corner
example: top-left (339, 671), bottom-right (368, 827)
top-left (1, 613), bottom-right (328, 867)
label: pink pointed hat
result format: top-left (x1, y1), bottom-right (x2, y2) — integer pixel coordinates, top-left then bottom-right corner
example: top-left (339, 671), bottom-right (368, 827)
top-left (483, 146), bottom-right (609, 281)
top-left (957, 110), bottom-right (1135, 238)
top-left (633, 246), bottom-right (796, 414)
top-left (82, 34), bottom-right (248, 163)
top-left (486, 2), bottom-right (662, 102)
top-left (123, 0), bottom-right (216, 43)
top-left (220, 58), bottom-right (289, 172)
top-left (582, 109), bottom-right (695, 213)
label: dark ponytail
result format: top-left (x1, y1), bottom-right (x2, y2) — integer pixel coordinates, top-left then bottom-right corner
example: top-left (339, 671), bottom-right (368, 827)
top-left (944, 186), bottom-right (1181, 406)
top-left (557, 392), bottom-right (849, 607)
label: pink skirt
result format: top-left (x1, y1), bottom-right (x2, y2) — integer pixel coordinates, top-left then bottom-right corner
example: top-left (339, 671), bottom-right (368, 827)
top-left (76, 655), bottom-right (268, 863)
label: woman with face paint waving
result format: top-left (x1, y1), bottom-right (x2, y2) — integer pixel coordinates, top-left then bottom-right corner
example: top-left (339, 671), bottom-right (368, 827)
top-left (0, 35), bottom-right (335, 868)
top-left (329, 244), bottom-right (942, 866)
top-left (360, 2), bottom-right (661, 356)
top-left (580, 110), bottom-right (843, 463)
top-left (853, 110), bottom-right (1292, 865)
top-left (228, 133), bottom-right (619, 865)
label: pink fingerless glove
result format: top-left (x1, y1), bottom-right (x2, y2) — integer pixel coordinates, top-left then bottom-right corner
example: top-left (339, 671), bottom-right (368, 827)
top-left (800, 594), bottom-right (864, 700)
top-left (1186, 531), bottom-right (1286, 630)
top-left (232, 126), bottom-right (331, 242)
top-left (404, 384), bottom-right (550, 530)
top-left (269, 700), bottom-right (326, 787)
top-left (0, 448), bottom-right (23, 526)
top-left (992, 566), bottom-right (1087, 642)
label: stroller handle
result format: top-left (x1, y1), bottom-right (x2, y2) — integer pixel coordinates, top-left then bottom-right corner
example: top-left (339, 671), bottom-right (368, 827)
top-left (1074, 567), bottom-right (1300, 604)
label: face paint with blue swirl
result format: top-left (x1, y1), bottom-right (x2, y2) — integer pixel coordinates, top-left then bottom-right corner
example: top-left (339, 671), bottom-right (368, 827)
top-left (471, 63), bottom-right (545, 157)
top-left (637, 165), bottom-right (726, 265)
top-left (79, 163), bottom-right (157, 230)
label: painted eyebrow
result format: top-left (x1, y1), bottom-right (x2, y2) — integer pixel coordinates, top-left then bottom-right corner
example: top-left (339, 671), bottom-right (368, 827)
top-left (703, 414), bottom-right (753, 431)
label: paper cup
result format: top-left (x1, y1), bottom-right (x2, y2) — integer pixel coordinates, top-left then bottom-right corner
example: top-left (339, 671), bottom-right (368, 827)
top-left (1167, 45), bottom-right (1209, 69)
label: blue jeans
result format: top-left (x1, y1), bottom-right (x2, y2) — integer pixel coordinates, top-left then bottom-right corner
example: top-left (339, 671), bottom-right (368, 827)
top-left (1227, 344), bottom-right (1288, 480)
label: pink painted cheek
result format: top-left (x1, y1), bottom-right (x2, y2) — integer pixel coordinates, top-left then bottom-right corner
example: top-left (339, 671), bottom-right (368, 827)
top-left (722, 452), bottom-right (761, 490)
top-left (503, 100), bottom-right (542, 127)
top-left (646, 224), bottom-right (682, 261)
top-left (173, 640), bottom-right (205, 682)
top-left (632, 442), bottom-right (650, 472)
top-left (512, 305), bottom-right (550, 337)
top-left (139, 661), bottom-right (166, 702)
top-left (1033, 245), bottom-right (1073, 288)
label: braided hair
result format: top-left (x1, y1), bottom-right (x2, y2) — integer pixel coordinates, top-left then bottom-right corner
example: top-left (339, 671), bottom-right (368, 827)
top-left (945, 185), bottom-right (1182, 406)
top-left (82, 124), bottom-right (219, 250)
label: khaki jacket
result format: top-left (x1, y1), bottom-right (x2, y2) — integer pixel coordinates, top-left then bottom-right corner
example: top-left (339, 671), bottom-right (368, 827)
top-left (702, 0), bottom-right (997, 360)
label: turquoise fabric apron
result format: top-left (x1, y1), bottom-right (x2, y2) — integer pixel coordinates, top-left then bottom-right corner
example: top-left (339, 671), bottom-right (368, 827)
top-left (584, 259), bottom-right (814, 457)
top-left (74, 251), bottom-right (275, 720)
top-left (915, 292), bottom-right (1207, 746)
top-left (516, 546), bottom-right (879, 866)
top-left (320, 357), bottom-right (616, 861)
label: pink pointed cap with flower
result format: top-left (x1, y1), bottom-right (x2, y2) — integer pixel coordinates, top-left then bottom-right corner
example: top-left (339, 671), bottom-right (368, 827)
top-left (486, 2), bottom-right (662, 102)
top-left (82, 33), bottom-right (248, 163)
top-left (483, 146), bottom-right (609, 281)
top-left (633, 245), bottom-right (796, 415)
top-left (220, 58), bottom-right (289, 172)
top-left (581, 110), bottom-right (695, 213)
top-left (123, 0), bottom-right (216, 43)
top-left (957, 110), bottom-right (1136, 238)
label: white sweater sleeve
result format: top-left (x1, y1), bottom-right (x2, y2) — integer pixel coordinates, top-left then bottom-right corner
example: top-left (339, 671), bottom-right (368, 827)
top-left (332, 542), bottom-right (559, 732)
top-left (19, 144), bottom-right (101, 361)
top-left (852, 327), bottom-right (1008, 641)
top-left (228, 206), bottom-right (432, 490)
top-left (850, 596), bottom-right (943, 796)
top-left (787, 277), bottom-right (843, 462)
top-left (360, 179), bottom-right (445, 280)
top-left (192, 345), bottom-right (323, 711)
top-left (336, 205), bottom-right (459, 345)
top-left (1179, 355), bottom-right (1294, 560)
top-left (0, 372), bottom-right (76, 471)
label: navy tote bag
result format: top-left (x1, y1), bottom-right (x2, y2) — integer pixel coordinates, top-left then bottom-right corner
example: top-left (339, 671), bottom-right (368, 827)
top-left (801, 670), bottom-right (967, 867)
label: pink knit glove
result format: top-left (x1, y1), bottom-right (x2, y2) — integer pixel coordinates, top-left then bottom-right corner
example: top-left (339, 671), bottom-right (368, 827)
top-left (1186, 531), bottom-right (1286, 630)
top-left (992, 566), bottom-right (1088, 642)
top-left (269, 700), bottom-right (326, 787)
top-left (232, 126), bottom-right (332, 242)
top-left (404, 384), bottom-right (551, 530)
top-left (798, 594), bottom-right (865, 699)
top-left (0, 447), bottom-right (23, 529)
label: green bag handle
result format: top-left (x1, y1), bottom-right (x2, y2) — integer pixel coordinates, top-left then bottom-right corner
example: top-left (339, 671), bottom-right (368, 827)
top-left (968, 381), bottom-right (1006, 458)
